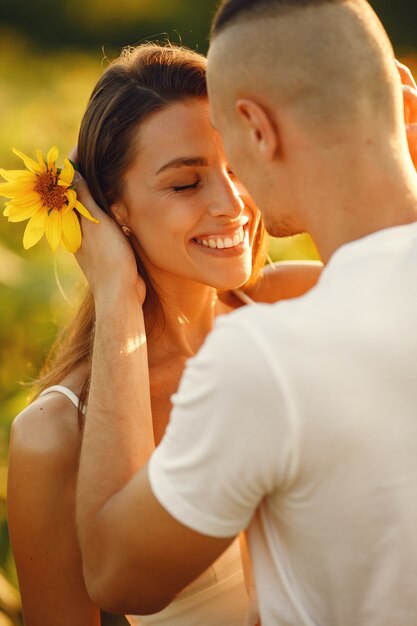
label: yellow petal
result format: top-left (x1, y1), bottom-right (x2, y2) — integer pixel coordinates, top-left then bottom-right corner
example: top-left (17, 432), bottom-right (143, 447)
top-left (47, 147), bottom-right (58, 175)
top-left (7, 200), bottom-right (44, 223)
top-left (59, 158), bottom-right (74, 186)
top-left (75, 200), bottom-right (99, 223)
top-left (36, 150), bottom-right (46, 169)
top-left (0, 181), bottom-right (37, 199)
top-left (47, 146), bottom-right (59, 166)
top-left (45, 209), bottom-right (62, 251)
top-left (0, 169), bottom-right (37, 183)
top-left (65, 189), bottom-right (77, 211)
top-left (12, 148), bottom-right (45, 174)
top-left (7, 192), bottom-right (41, 207)
top-left (3, 206), bottom-right (9, 217)
top-left (61, 209), bottom-right (82, 253)
top-left (23, 209), bottom-right (48, 249)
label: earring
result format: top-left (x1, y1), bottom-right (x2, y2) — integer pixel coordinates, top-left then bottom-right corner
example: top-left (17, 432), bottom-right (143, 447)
top-left (121, 225), bottom-right (132, 236)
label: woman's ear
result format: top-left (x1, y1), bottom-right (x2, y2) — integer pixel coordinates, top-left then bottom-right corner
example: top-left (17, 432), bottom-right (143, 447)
top-left (235, 98), bottom-right (279, 161)
top-left (110, 201), bottom-right (129, 227)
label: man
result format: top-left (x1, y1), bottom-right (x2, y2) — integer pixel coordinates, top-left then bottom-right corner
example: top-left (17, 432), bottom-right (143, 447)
top-left (75, 1), bottom-right (417, 623)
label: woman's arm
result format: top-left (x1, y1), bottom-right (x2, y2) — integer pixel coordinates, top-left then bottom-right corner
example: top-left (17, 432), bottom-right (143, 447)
top-left (7, 394), bottom-right (101, 626)
top-left (246, 260), bottom-right (322, 303)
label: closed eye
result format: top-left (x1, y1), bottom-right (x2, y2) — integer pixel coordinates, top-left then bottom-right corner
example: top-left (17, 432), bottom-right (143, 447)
top-left (173, 181), bottom-right (200, 192)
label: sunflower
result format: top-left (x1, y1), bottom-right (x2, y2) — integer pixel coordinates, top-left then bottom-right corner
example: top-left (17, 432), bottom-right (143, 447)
top-left (0, 146), bottom-right (98, 253)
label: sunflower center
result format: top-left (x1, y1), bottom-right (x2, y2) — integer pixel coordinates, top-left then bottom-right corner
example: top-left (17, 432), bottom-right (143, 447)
top-left (35, 171), bottom-right (67, 211)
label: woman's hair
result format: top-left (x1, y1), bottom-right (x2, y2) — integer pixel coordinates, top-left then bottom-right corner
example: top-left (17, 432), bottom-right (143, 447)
top-left (33, 43), bottom-right (268, 424)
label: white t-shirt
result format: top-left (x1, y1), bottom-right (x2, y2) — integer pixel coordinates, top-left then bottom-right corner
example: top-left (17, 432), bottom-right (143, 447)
top-left (149, 223), bottom-right (417, 626)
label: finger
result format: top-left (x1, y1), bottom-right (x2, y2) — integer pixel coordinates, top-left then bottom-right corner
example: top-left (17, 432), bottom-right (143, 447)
top-left (395, 59), bottom-right (417, 89)
top-left (406, 123), bottom-right (417, 138)
top-left (72, 172), bottom-right (106, 223)
top-left (402, 85), bottom-right (417, 124)
top-left (72, 170), bottom-right (87, 199)
top-left (405, 123), bottom-right (417, 169)
top-left (402, 85), bottom-right (417, 101)
top-left (68, 145), bottom-right (79, 164)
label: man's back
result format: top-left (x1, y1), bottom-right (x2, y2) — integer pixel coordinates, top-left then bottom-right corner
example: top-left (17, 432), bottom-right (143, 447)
top-left (240, 222), bottom-right (417, 624)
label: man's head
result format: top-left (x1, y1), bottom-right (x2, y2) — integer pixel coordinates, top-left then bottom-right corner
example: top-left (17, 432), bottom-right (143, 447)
top-left (208, 0), bottom-right (404, 238)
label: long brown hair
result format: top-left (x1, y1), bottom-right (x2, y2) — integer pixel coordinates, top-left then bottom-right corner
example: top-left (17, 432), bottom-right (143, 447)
top-left (33, 43), bottom-right (268, 423)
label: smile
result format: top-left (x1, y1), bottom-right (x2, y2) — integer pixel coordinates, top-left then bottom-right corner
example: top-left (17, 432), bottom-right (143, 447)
top-left (193, 226), bottom-right (245, 250)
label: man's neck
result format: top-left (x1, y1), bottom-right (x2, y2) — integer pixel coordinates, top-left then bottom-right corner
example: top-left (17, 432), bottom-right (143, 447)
top-left (306, 154), bottom-right (417, 264)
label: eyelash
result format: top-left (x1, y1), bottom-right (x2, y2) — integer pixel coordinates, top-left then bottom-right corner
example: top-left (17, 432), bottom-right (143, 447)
top-left (173, 181), bottom-right (200, 193)
top-left (172, 170), bottom-right (234, 193)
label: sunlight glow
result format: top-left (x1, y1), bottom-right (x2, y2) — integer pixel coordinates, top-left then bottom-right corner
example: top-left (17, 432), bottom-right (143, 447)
top-left (120, 334), bottom-right (147, 355)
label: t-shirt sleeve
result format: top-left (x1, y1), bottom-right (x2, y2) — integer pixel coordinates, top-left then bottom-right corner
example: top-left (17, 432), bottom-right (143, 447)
top-left (148, 312), bottom-right (296, 538)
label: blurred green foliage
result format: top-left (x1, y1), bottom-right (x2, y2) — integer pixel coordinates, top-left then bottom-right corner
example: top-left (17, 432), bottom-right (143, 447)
top-left (0, 0), bottom-right (217, 54)
top-left (0, 0), bottom-right (416, 54)
top-left (0, 1), bottom-right (415, 623)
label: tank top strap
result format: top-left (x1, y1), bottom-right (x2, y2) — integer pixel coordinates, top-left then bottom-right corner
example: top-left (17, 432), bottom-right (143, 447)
top-left (232, 288), bottom-right (257, 306)
top-left (39, 385), bottom-right (86, 415)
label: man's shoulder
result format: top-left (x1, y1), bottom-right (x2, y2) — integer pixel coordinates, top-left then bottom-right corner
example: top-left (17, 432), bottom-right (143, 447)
top-left (203, 298), bottom-right (313, 387)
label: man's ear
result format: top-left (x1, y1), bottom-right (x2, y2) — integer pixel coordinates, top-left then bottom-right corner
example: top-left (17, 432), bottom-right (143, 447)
top-left (110, 201), bottom-right (129, 226)
top-left (235, 98), bottom-right (279, 161)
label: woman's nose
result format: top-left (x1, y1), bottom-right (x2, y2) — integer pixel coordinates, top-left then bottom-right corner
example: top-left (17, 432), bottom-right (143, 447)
top-left (207, 174), bottom-right (245, 219)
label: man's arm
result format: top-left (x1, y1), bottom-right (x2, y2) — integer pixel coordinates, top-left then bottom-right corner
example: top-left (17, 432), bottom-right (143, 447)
top-left (83, 461), bottom-right (234, 614)
top-left (74, 182), bottom-right (234, 615)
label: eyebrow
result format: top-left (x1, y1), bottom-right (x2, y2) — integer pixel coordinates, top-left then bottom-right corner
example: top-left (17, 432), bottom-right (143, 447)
top-left (156, 157), bottom-right (208, 175)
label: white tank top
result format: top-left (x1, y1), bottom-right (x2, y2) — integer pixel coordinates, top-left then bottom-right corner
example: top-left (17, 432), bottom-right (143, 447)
top-left (39, 384), bottom-right (86, 413)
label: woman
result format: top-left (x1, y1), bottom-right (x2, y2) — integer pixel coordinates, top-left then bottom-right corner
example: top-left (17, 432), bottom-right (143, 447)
top-left (7, 43), bottom-right (322, 626)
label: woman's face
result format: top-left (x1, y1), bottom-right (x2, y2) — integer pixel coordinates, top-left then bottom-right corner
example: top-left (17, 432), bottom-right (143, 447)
top-left (115, 98), bottom-right (259, 291)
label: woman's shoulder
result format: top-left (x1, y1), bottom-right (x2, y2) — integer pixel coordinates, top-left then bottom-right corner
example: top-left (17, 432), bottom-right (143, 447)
top-left (245, 260), bottom-right (323, 303)
top-left (10, 386), bottom-right (82, 472)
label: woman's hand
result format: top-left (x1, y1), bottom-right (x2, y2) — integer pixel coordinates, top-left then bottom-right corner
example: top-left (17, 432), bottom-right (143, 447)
top-left (72, 171), bottom-right (146, 305)
top-left (397, 60), bottom-right (417, 170)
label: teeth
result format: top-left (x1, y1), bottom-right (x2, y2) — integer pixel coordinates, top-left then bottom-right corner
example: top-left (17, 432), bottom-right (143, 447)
top-left (195, 226), bottom-right (246, 250)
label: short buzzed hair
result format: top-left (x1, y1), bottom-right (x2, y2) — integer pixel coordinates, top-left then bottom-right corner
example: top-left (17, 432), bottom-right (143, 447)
top-left (211, 0), bottom-right (333, 38)
top-left (209, 0), bottom-right (400, 137)
top-left (211, 0), bottom-right (334, 37)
